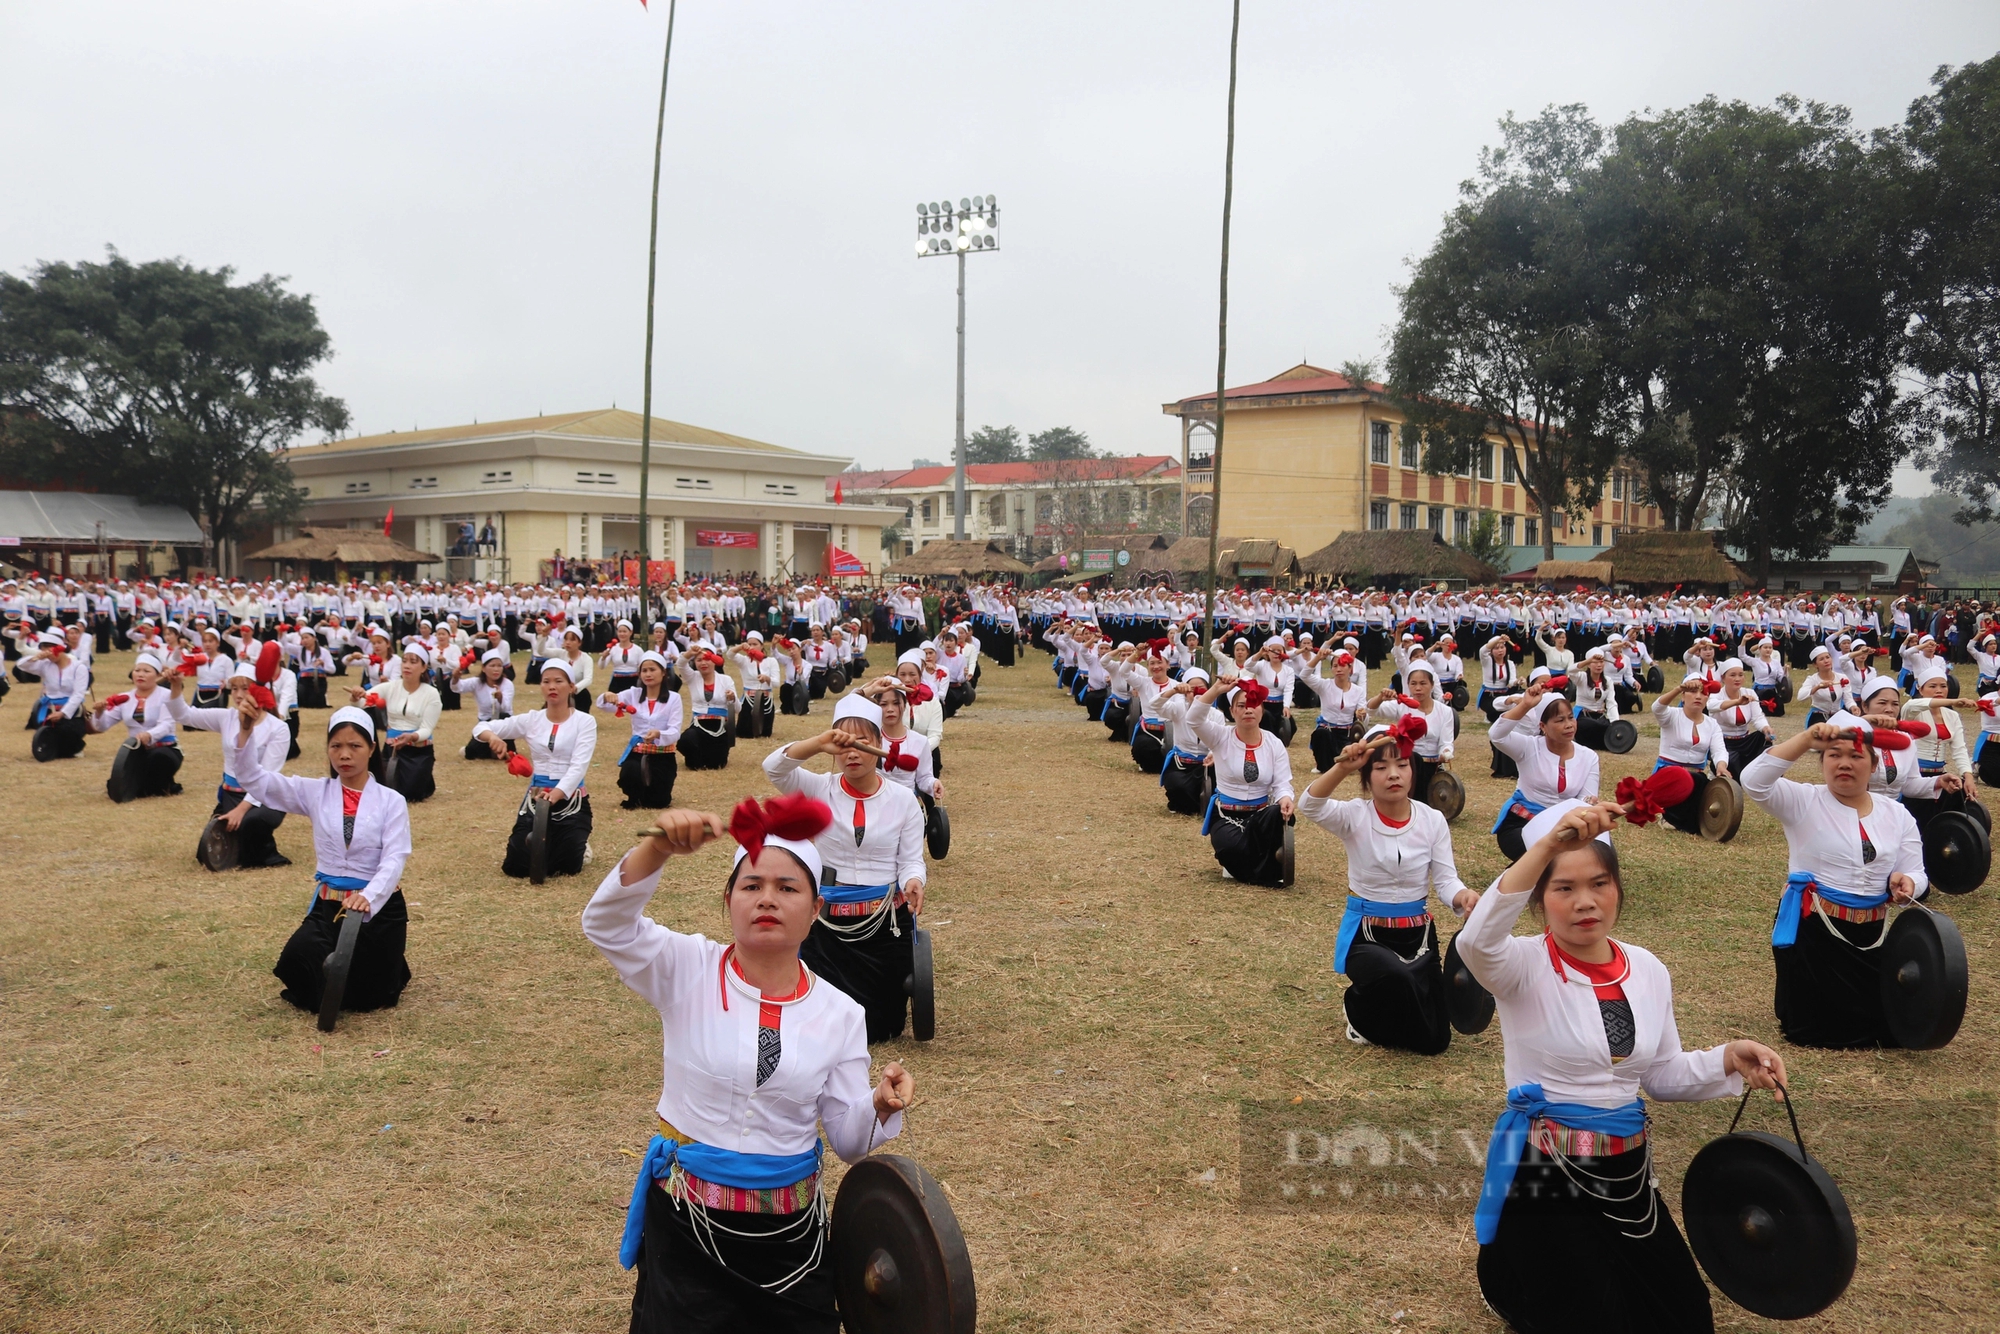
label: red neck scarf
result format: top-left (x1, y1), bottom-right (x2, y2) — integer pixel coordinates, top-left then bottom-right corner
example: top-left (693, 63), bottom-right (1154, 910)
top-left (1547, 935), bottom-right (1629, 1000)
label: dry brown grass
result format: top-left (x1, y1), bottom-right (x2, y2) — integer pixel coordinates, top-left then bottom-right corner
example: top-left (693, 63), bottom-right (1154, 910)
top-left (2, 647), bottom-right (1996, 1333)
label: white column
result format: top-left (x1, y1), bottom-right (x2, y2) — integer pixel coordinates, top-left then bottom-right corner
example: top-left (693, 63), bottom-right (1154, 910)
top-left (648, 513), bottom-right (667, 570)
top-left (760, 520), bottom-right (777, 580)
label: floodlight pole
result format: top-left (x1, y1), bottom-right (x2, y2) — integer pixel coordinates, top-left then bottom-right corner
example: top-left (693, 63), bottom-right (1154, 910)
top-left (637, 0), bottom-right (678, 619)
top-left (916, 197), bottom-right (998, 545)
top-left (1200, 0), bottom-right (1241, 654)
top-left (953, 247), bottom-right (967, 541)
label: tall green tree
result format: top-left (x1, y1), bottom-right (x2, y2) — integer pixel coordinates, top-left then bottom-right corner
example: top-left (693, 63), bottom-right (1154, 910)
top-left (966, 423), bottom-right (1023, 464)
top-left (1901, 56), bottom-right (2000, 521)
top-left (0, 252), bottom-right (348, 546)
top-left (1027, 426), bottom-right (1094, 461)
top-left (1595, 96), bottom-right (1915, 560)
top-left (1388, 106), bottom-right (1623, 559)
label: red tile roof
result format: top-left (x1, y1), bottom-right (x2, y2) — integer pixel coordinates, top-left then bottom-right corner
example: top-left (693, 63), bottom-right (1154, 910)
top-left (1171, 362), bottom-right (1388, 408)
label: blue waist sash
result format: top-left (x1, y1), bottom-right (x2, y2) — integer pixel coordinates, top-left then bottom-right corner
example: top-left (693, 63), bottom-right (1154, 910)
top-left (1491, 789), bottom-right (1548, 834)
top-left (620, 1134), bottom-right (822, 1268)
top-left (1315, 715), bottom-right (1355, 730)
top-left (820, 881), bottom-right (899, 906)
top-left (1160, 745), bottom-right (1206, 783)
top-left (1772, 870), bottom-right (1888, 947)
top-left (1334, 895), bottom-right (1430, 972)
top-left (221, 771), bottom-right (244, 792)
top-left (1200, 791), bottom-right (1265, 836)
top-left (1475, 1085), bottom-right (1647, 1244)
top-left (1918, 759), bottom-right (1945, 776)
top-left (530, 774), bottom-right (560, 790)
top-left (1100, 693), bottom-right (1128, 721)
top-left (312, 871), bottom-right (370, 912)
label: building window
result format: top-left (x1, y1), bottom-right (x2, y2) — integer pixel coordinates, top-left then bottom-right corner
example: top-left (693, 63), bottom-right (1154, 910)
top-left (343, 481), bottom-right (371, 495)
top-left (1369, 421), bottom-right (1391, 466)
top-left (576, 470), bottom-right (617, 486)
top-left (943, 492), bottom-right (955, 518)
top-left (1611, 472), bottom-right (1625, 500)
top-left (1502, 451), bottom-right (1517, 484)
top-left (1454, 509), bottom-right (1470, 542)
top-left (1369, 501), bottom-right (1389, 530)
top-left (988, 495), bottom-right (1005, 526)
top-left (480, 469), bottom-right (513, 485)
top-left (1524, 517), bottom-right (1539, 546)
top-left (921, 499), bottom-right (934, 524)
top-left (673, 476), bottom-right (714, 491)
top-left (1592, 524), bottom-right (1603, 545)
top-left (762, 482), bottom-right (800, 497)
top-left (1400, 435), bottom-right (1419, 470)
top-left (1399, 503), bottom-right (1417, 530)
top-left (1501, 515), bottom-right (1516, 545)
top-left (1478, 444), bottom-right (1494, 481)
top-left (408, 476), bottom-right (437, 490)
top-left (1428, 506), bottom-right (1444, 535)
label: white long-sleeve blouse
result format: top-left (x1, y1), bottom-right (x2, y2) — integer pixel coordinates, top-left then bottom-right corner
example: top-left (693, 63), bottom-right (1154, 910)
top-left (1489, 715), bottom-right (1600, 807)
top-left (1186, 700), bottom-right (1295, 804)
top-left (232, 736), bottom-right (411, 915)
top-left (761, 749), bottom-right (927, 890)
top-left (472, 708), bottom-right (599, 799)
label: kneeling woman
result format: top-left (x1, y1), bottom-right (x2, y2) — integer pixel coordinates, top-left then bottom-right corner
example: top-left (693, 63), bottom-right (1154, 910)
top-left (349, 644), bottom-right (442, 803)
top-left (763, 695), bottom-right (928, 1043)
top-left (231, 705), bottom-right (413, 1014)
top-left (1462, 801), bottom-right (1790, 1334)
top-left (473, 659), bottom-right (600, 880)
top-left (167, 663), bottom-right (294, 869)
top-left (1489, 678), bottom-right (1598, 861)
top-left (1742, 719), bottom-right (1926, 1049)
top-left (1369, 665), bottom-right (1454, 806)
top-left (600, 650), bottom-right (682, 810)
top-left (585, 798), bottom-right (911, 1332)
top-left (1187, 675), bottom-right (1295, 885)
top-left (1300, 725), bottom-right (1473, 1053)
top-left (1650, 676), bottom-right (1730, 834)
top-left (89, 652), bottom-right (184, 797)
top-left (454, 648), bottom-right (516, 759)
top-left (680, 651), bottom-right (740, 771)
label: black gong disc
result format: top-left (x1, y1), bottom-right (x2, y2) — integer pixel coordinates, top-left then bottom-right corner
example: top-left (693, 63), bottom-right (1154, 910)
top-left (1959, 798), bottom-right (1992, 835)
top-left (1443, 931), bottom-right (1495, 1034)
top-left (1277, 819), bottom-right (1295, 888)
top-left (1775, 674), bottom-right (1794, 704)
top-left (199, 816), bottom-right (241, 872)
top-left (1427, 769), bottom-right (1465, 822)
top-left (828, 665), bottom-right (849, 694)
top-left (1603, 719), bottom-right (1638, 754)
top-left (1682, 1131), bottom-right (1857, 1320)
top-left (529, 797), bottom-right (550, 885)
top-left (830, 1154), bottom-right (973, 1334)
top-left (107, 736), bottom-right (143, 803)
top-left (1922, 811), bottom-right (1989, 894)
top-left (318, 907), bottom-right (365, 1034)
top-left (1881, 908), bottom-right (1969, 1050)
top-left (909, 927), bottom-right (935, 1042)
top-left (926, 802), bottom-right (951, 860)
top-left (30, 724), bottom-right (58, 762)
top-left (1698, 773), bottom-right (1744, 843)
top-left (1644, 665), bottom-right (1664, 693)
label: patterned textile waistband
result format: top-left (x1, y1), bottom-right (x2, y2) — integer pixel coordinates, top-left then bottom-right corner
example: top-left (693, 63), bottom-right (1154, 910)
top-left (659, 1121), bottom-right (819, 1214)
top-left (1532, 1116), bottom-right (1648, 1158)
top-left (1364, 912), bottom-right (1431, 929)
top-left (1802, 887), bottom-right (1888, 923)
top-left (823, 891), bottom-right (907, 919)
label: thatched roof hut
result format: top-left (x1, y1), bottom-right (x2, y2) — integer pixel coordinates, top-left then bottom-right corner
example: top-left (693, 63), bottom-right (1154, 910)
top-left (1595, 531), bottom-right (1748, 591)
top-left (1158, 535), bottom-right (1299, 586)
top-left (245, 527), bottom-right (441, 578)
top-left (1534, 560), bottom-right (1615, 584)
top-left (1299, 530), bottom-right (1498, 588)
top-left (885, 539), bottom-right (1031, 579)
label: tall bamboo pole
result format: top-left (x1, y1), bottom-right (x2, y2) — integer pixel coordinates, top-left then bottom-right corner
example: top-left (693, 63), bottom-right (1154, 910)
top-left (1199, 0), bottom-right (1241, 653)
top-left (637, 0), bottom-right (679, 617)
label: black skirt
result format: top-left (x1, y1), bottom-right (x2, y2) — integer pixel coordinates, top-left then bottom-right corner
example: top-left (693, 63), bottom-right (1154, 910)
top-left (273, 891), bottom-right (412, 1013)
top-left (1130, 720), bottom-right (1167, 773)
top-left (199, 790), bottom-right (288, 869)
top-left (618, 748), bottom-right (678, 809)
top-left (1308, 723), bottom-right (1352, 775)
top-left (1162, 754), bottom-right (1211, 815)
top-left (378, 743), bottom-right (437, 804)
top-left (297, 675), bottom-right (329, 710)
top-left (681, 720), bottom-right (735, 771)
top-left (112, 739), bottom-right (184, 799)
top-left (737, 692), bottom-right (775, 739)
top-left (1341, 919), bottom-right (1450, 1054)
top-left (501, 793), bottom-right (593, 879)
top-left (463, 732), bottom-right (515, 760)
top-left (32, 715), bottom-right (90, 760)
top-left (1773, 908), bottom-right (1894, 1049)
top-left (1477, 1144), bottom-right (1713, 1334)
top-left (780, 682), bottom-right (811, 716)
top-left (1724, 731), bottom-right (1769, 779)
top-left (628, 1182), bottom-right (835, 1334)
top-left (1207, 802), bottom-right (1287, 886)
top-left (799, 904), bottom-right (915, 1044)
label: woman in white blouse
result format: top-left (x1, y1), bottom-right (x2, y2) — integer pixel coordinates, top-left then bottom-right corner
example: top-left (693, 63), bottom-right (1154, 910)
top-left (88, 651), bottom-right (183, 796)
top-left (680, 650), bottom-right (740, 771)
top-left (585, 797), bottom-right (911, 1329)
top-left (602, 619), bottom-right (645, 697)
top-left (1299, 646), bottom-right (1368, 775)
top-left (347, 644), bottom-right (442, 804)
top-left (453, 648), bottom-right (516, 759)
top-left (1153, 668), bottom-right (1214, 815)
top-left (1801, 646), bottom-right (1853, 725)
top-left (192, 627), bottom-right (234, 706)
top-left (231, 705), bottom-right (413, 1015)
top-left (1651, 676), bottom-right (1731, 834)
top-left (1301, 726), bottom-right (1473, 1052)
top-left (167, 661), bottom-right (295, 869)
top-left (1743, 720), bottom-right (1927, 1048)
top-left (600, 650), bottom-right (683, 810)
top-left (1369, 663), bottom-right (1454, 808)
top-left (1462, 801), bottom-right (1788, 1334)
top-left (1187, 674), bottom-right (1295, 885)
top-left (1747, 636), bottom-right (1789, 716)
top-left (895, 651), bottom-right (947, 775)
top-left (554, 626), bottom-right (595, 709)
top-left (293, 628), bottom-right (335, 711)
top-left (1489, 677), bottom-right (1599, 861)
top-left (473, 658), bottom-right (599, 880)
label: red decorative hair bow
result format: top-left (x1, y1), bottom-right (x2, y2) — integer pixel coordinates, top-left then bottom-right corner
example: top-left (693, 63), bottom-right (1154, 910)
top-left (727, 793), bottom-right (833, 863)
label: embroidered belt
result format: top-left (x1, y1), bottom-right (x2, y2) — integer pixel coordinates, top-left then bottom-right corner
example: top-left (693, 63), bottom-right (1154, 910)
top-left (1531, 1117), bottom-right (1648, 1158)
top-left (824, 891), bottom-right (907, 918)
top-left (1802, 888), bottom-right (1888, 923)
top-left (662, 1120), bottom-right (820, 1213)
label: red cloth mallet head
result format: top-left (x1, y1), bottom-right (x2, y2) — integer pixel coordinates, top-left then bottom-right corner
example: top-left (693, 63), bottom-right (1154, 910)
top-left (104, 693), bottom-right (131, 707)
top-left (1386, 713), bottom-right (1428, 757)
top-left (1616, 768), bottom-right (1694, 825)
top-left (256, 641), bottom-right (282, 686)
top-left (1864, 727), bottom-right (1911, 751)
top-left (179, 652), bottom-right (208, 668)
top-left (1545, 675), bottom-right (1570, 691)
top-left (884, 740), bottom-right (921, 772)
top-left (1397, 693), bottom-right (1424, 709)
top-left (506, 752), bottom-right (535, 778)
top-left (363, 693), bottom-right (385, 709)
top-left (1233, 680), bottom-right (1270, 711)
top-left (1897, 720), bottom-right (1932, 738)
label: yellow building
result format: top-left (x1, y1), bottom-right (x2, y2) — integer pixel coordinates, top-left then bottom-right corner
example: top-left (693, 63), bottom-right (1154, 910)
top-left (1164, 364), bottom-right (1661, 558)
top-left (264, 409), bottom-right (897, 583)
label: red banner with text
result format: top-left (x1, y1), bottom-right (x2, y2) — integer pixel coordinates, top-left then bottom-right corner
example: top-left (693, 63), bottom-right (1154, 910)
top-left (695, 529), bottom-right (759, 548)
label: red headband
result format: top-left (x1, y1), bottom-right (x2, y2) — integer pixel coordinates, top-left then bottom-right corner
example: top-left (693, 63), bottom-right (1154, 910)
top-left (728, 793), bottom-right (833, 865)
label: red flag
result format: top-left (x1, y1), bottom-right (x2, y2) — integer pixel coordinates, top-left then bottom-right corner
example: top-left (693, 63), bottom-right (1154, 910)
top-left (383, 507), bottom-right (394, 537)
top-left (834, 480), bottom-right (844, 504)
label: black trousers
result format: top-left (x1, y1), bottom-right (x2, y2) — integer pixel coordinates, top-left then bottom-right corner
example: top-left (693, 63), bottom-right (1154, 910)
top-left (681, 722), bottom-right (735, 771)
top-left (273, 892), bottom-right (412, 1013)
top-left (377, 744), bottom-right (437, 804)
top-left (1342, 920), bottom-right (1450, 1054)
top-left (737, 692), bottom-right (775, 739)
top-left (1309, 723), bottom-right (1352, 775)
top-left (1162, 755), bottom-right (1211, 815)
top-left (801, 905), bottom-right (915, 1043)
top-left (501, 795), bottom-right (593, 879)
top-left (112, 740), bottom-right (183, 799)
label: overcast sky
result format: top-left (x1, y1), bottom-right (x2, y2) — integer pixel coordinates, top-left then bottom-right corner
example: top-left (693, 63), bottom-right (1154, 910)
top-left (4, 2), bottom-right (1996, 494)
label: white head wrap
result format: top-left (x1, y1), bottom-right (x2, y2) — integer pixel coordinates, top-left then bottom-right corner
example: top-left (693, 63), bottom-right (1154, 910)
top-left (832, 694), bottom-right (884, 730)
top-left (328, 705), bottom-right (376, 740)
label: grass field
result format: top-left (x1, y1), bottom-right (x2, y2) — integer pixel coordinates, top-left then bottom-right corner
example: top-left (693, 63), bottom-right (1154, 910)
top-left (2, 644), bottom-right (1996, 1333)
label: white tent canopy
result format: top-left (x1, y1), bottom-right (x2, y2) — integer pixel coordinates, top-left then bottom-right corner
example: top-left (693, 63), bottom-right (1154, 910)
top-left (0, 491), bottom-right (204, 545)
